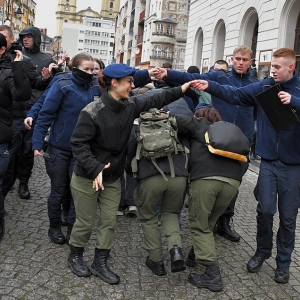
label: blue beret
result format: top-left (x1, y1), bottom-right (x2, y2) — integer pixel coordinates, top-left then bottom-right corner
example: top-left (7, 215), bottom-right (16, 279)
top-left (103, 63), bottom-right (136, 79)
top-left (195, 102), bottom-right (212, 111)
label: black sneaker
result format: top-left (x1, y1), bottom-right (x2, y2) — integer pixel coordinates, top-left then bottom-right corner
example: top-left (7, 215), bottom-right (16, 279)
top-left (274, 267), bottom-right (289, 284)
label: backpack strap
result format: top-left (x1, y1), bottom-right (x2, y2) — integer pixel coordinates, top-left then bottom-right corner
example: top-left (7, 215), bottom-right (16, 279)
top-left (151, 157), bottom-right (169, 181)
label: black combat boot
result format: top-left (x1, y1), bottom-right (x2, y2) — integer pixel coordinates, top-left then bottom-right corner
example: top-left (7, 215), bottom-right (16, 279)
top-left (0, 217), bottom-right (5, 241)
top-left (68, 245), bottom-right (91, 277)
top-left (65, 223), bottom-right (73, 245)
top-left (90, 248), bottom-right (120, 284)
top-left (186, 246), bottom-right (196, 267)
top-left (48, 218), bottom-right (66, 244)
top-left (188, 262), bottom-right (223, 292)
top-left (18, 176), bottom-right (30, 199)
top-left (216, 215), bottom-right (240, 242)
top-left (145, 256), bottom-right (166, 276)
top-left (170, 245), bottom-right (186, 272)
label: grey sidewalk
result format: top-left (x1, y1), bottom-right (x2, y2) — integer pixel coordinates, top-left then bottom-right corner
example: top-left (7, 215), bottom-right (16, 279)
top-left (1, 156), bottom-right (300, 299)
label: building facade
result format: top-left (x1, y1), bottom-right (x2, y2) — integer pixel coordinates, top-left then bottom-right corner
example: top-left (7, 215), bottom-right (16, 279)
top-left (186, 0), bottom-right (300, 78)
top-left (1, 0), bottom-right (36, 38)
top-left (56, 0), bottom-right (120, 38)
top-left (114, 0), bottom-right (190, 70)
top-left (60, 17), bottom-right (115, 66)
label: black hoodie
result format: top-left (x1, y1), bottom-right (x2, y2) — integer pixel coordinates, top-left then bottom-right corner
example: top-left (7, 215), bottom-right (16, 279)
top-left (13, 26), bottom-right (59, 117)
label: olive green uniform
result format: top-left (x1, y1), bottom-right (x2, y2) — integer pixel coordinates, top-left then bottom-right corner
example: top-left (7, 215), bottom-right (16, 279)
top-left (135, 174), bottom-right (187, 262)
top-left (70, 174), bottom-right (121, 249)
top-left (188, 177), bottom-right (239, 263)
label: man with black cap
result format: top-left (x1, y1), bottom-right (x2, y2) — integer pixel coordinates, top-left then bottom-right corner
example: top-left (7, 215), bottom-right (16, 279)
top-left (3, 26), bottom-right (62, 201)
top-left (0, 32), bottom-right (32, 241)
top-left (0, 25), bottom-right (53, 201)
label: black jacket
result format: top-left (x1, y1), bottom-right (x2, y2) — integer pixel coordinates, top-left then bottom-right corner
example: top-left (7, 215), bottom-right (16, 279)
top-left (175, 115), bottom-right (243, 182)
top-left (0, 56), bottom-right (32, 144)
top-left (71, 87), bottom-right (184, 181)
top-left (16, 26), bottom-right (59, 118)
top-left (7, 42), bottom-right (50, 118)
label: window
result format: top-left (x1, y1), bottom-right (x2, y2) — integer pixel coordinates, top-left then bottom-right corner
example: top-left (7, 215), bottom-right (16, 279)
top-left (153, 45), bottom-right (162, 57)
top-left (169, 2), bottom-right (176, 10)
top-left (165, 47), bottom-right (171, 59)
top-left (167, 25), bottom-right (173, 35)
top-left (79, 39), bottom-right (83, 43)
top-left (85, 39), bottom-right (91, 44)
top-left (80, 30), bottom-right (84, 34)
top-left (101, 41), bottom-right (109, 46)
top-left (157, 24), bottom-right (163, 34)
top-left (110, 2), bottom-right (113, 8)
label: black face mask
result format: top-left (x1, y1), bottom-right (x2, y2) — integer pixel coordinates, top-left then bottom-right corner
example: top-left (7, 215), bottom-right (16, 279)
top-left (72, 68), bottom-right (93, 83)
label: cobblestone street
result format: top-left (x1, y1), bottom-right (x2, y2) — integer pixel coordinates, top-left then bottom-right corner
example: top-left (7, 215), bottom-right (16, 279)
top-left (1, 157), bottom-right (300, 299)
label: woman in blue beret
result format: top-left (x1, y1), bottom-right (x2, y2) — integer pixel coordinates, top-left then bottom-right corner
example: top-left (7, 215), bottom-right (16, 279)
top-left (67, 63), bottom-right (191, 284)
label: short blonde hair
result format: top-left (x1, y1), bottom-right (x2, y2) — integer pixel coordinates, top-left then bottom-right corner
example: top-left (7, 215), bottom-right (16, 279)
top-left (273, 48), bottom-right (296, 63)
top-left (233, 45), bottom-right (253, 57)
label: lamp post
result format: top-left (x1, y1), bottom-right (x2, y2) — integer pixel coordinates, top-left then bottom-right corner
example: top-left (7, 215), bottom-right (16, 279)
top-left (3, 0), bottom-right (23, 27)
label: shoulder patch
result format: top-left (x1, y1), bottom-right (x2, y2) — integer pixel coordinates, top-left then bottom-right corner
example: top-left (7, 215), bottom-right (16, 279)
top-left (83, 97), bottom-right (105, 119)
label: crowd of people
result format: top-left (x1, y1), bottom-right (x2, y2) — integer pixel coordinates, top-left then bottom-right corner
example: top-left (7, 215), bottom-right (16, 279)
top-left (0, 25), bottom-right (299, 292)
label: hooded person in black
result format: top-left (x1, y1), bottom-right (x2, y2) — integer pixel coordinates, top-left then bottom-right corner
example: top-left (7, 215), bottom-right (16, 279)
top-left (2, 26), bottom-right (62, 201)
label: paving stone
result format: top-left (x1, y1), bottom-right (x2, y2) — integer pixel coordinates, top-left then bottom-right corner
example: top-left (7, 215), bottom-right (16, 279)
top-left (1, 158), bottom-right (300, 299)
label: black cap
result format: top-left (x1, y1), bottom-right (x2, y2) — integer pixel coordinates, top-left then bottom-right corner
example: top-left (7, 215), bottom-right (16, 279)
top-left (0, 33), bottom-right (7, 49)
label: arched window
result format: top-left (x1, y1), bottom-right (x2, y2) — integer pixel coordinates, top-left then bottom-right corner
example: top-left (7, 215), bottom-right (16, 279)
top-left (110, 2), bottom-right (113, 9)
top-left (294, 12), bottom-right (300, 75)
top-left (153, 45), bottom-right (162, 57)
top-left (165, 46), bottom-right (171, 59)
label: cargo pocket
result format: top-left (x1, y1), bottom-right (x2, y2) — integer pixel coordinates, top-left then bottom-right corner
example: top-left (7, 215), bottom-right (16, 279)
top-left (134, 182), bottom-right (144, 208)
top-left (188, 189), bottom-right (197, 220)
top-left (43, 151), bottom-right (57, 178)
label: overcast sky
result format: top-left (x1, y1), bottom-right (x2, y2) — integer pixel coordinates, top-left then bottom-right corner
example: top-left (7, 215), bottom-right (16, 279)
top-left (34, 0), bottom-right (103, 37)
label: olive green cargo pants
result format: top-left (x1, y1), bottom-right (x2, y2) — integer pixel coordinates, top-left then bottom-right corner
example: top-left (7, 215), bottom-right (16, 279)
top-left (70, 173), bottom-right (121, 249)
top-left (189, 178), bottom-right (238, 263)
top-left (135, 174), bottom-right (187, 262)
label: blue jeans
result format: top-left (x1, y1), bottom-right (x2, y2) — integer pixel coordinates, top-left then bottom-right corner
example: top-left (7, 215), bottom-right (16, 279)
top-left (44, 145), bottom-right (76, 224)
top-left (254, 159), bottom-right (300, 267)
top-left (0, 143), bottom-right (10, 217)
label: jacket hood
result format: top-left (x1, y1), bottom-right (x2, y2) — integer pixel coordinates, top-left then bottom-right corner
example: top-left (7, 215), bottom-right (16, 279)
top-left (19, 26), bottom-right (41, 53)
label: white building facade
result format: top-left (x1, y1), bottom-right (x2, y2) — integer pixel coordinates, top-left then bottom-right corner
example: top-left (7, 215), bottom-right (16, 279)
top-left (186, 0), bottom-right (300, 78)
top-left (61, 17), bottom-right (115, 66)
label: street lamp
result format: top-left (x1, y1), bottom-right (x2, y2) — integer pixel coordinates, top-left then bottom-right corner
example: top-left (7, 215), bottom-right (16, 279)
top-left (3, 0), bottom-right (23, 27)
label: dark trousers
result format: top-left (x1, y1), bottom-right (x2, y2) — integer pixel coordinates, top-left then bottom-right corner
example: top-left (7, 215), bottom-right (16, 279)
top-left (119, 172), bottom-right (137, 209)
top-left (2, 119), bottom-right (34, 196)
top-left (0, 143), bottom-right (10, 217)
top-left (44, 145), bottom-right (76, 224)
top-left (254, 159), bottom-right (300, 267)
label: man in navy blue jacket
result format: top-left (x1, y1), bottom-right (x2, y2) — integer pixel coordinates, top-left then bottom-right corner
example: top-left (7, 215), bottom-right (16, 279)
top-left (155, 46), bottom-right (259, 242)
top-left (191, 48), bottom-right (300, 284)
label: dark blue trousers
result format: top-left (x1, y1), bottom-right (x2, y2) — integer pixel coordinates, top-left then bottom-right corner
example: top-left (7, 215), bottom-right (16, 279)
top-left (44, 145), bottom-right (76, 224)
top-left (254, 159), bottom-right (300, 267)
